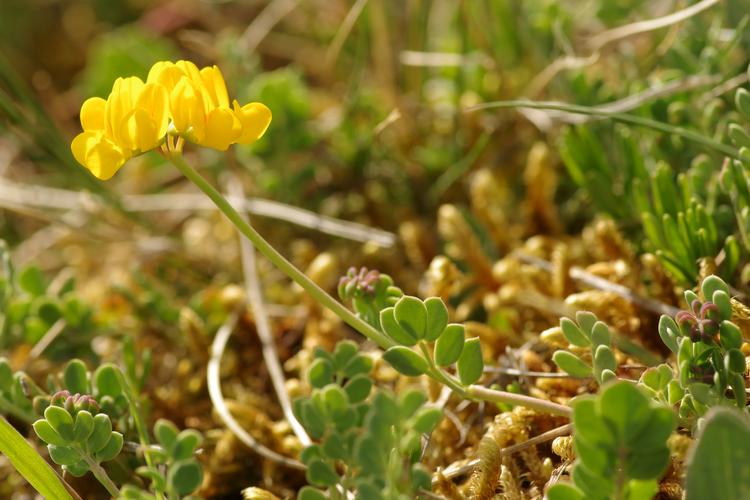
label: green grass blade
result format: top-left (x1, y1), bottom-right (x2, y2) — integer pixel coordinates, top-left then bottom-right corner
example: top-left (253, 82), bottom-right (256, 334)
top-left (467, 100), bottom-right (740, 160)
top-left (0, 416), bottom-right (74, 500)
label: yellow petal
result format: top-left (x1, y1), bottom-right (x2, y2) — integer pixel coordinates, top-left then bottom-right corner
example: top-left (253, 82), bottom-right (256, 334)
top-left (121, 108), bottom-right (159, 152)
top-left (105, 76), bottom-right (145, 139)
top-left (137, 83), bottom-right (170, 139)
top-left (202, 108), bottom-right (241, 151)
top-left (232, 101), bottom-right (272, 144)
top-left (199, 66), bottom-right (230, 108)
top-left (147, 61), bottom-right (184, 93)
top-left (171, 78), bottom-right (206, 142)
top-left (175, 60), bottom-right (202, 84)
top-left (80, 97), bottom-right (106, 131)
top-left (71, 131), bottom-right (127, 180)
top-left (71, 131), bottom-right (97, 167)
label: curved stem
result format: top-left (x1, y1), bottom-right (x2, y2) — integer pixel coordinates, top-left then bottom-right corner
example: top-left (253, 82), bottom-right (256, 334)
top-left (467, 100), bottom-right (739, 160)
top-left (169, 153), bottom-right (571, 417)
top-left (466, 385), bottom-right (571, 417)
top-left (168, 153), bottom-right (394, 350)
top-left (80, 454), bottom-right (119, 497)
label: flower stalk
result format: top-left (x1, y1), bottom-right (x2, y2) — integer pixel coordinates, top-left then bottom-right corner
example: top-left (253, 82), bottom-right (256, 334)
top-left (168, 152), bottom-right (572, 418)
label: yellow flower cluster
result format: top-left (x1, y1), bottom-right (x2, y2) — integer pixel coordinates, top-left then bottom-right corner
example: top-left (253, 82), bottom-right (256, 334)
top-left (71, 60), bottom-right (271, 180)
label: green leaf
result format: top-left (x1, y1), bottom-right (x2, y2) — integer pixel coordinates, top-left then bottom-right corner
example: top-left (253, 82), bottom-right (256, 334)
top-left (47, 445), bottom-right (82, 467)
top-left (575, 311), bottom-right (597, 335)
top-left (342, 354), bottom-right (373, 378)
top-left (33, 420), bottom-right (67, 446)
top-left (18, 266), bottom-right (46, 296)
top-left (62, 359), bottom-right (89, 395)
top-left (423, 297), bottom-right (449, 341)
top-left (298, 486), bottom-right (327, 500)
top-left (93, 364), bottom-right (122, 397)
top-left (736, 88), bottom-right (750, 119)
top-left (394, 296), bottom-right (428, 340)
top-left (333, 340), bottom-right (358, 371)
top-left (625, 479), bottom-right (658, 500)
top-left (380, 307), bottom-right (417, 346)
top-left (0, 416), bottom-right (74, 499)
top-left (322, 384), bottom-right (349, 417)
top-left (343, 374), bottom-right (372, 404)
top-left (412, 407), bottom-right (443, 434)
top-left (590, 322), bottom-right (611, 347)
top-left (173, 429), bottom-right (202, 460)
top-left (552, 351), bottom-right (592, 378)
top-left (560, 318), bottom-right (590, 347)
top-left (94, 432), bottom-right (123, 462)
top-left (308, 358), bottom-right (334, 389)
top-left (685, 407), bottom-right (750, 499)
top-left (712, 290), bottom-right (732, 320)
top-left (301, 444), bottom-right (323, 465)
top-left (456, 337), bottom-right (483, 385)
top-left (85, 413), bottom-right (113, 453)
top-left (433, 323), bottom-right (465, 367)
top-left (135, 466), bottom-right (166, 492)
top-left (382, 347), bottom-right (428, 376)
top-left (307, 459), bottom-right (339, 487)
top-left (355, 436), bottom-right (385, 476)
top-left (701, 275), bottom-right (729, 300)
top-left (44, 406), bottom-right (74, 441)
top-left (411, 464), bottom-right (432, 492)
top-left (398, 389), bottom-right (427, 419)
top-left (725, 348), bottom-right (746, 374)
top-left (63, 461), bottom-right (90, 478)
top-left (322, 431), bottom-right (347, 460)
top-left (572, 461), bottom-right (613, 499)
top-left (73, 411), bottom-right (95, 442)
top-left (154, 419), bottom-right (179, 453)
top-left (168, 459), bottom-right (203, 495)
top-left (547, 483), bottom-right (584, 500)
top-left (571, 398), bottom-right (614, 447)
top-left (657, 315), bottom-right (680, 354)
top-left (593, 345), bottom-right (617, 379)
top-left (598, 382), bottom-right (650, 442)
top-left (729, 124), bottom-right (750, 149)
top-left (300, 400), bottom-right (327, 439)
top-left (625, 447), bottom-right (670, 480)
top-left (720, 321), bottom-right (743, 351)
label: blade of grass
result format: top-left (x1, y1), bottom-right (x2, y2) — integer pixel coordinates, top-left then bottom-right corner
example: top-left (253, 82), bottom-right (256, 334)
top-left (0, 416), bottom-right (76, 500)
top-left (467, 99), bottom-right (739, 160)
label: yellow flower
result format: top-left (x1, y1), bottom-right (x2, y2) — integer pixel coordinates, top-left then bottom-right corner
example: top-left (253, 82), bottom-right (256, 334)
top-left (71, 60), bottom-right (271, 179)
top-left (71, 76), bottom-right (169, 179)
top-left (147, 60), bottom-right (271, 151)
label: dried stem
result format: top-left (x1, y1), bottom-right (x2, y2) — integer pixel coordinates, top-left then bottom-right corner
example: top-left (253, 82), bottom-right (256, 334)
top-left (206, 310), bottom-right (305, 470)
top-left (225, 178), bottom-right (311, 447)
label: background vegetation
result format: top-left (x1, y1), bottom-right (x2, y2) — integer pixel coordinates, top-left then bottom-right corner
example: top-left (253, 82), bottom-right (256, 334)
top-left (2, 0), bottom-right (750, 498)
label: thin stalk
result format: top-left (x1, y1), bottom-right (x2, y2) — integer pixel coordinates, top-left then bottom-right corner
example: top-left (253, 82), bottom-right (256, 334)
top-left (466, 385), bottom-right (572, 417)
top-left (169, 153), bottom-right (571, 417)
top-left (79, 453), bottom-right (119, 497)
top-left (118, 374), bottom-right (164, 500)
top-left (467, 100), bottom-right (740, 160)
top-left (168, 153), bottom-right (394, 349)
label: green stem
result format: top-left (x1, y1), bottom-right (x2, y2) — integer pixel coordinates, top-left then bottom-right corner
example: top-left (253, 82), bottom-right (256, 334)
top-left (169, 153), bottom-right (571, 417)
top-left (168, 153), bottom-right (394, 350)
top-left (466, 385), bottom-right (572, 417)
top-left (79, 453), bottom-right (119, 498)
top-left (467, 100), bottom-right (740, 160)
top-left (118, 373), bottom-right (164, 500)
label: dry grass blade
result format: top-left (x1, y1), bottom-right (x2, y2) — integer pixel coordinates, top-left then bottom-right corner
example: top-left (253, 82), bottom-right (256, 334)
top-left (434, 423), bottom-right (573, 484)
top-left (206, 311), bottom-right (305, 470)
top-left (226, 178), bottom-right (311, 447)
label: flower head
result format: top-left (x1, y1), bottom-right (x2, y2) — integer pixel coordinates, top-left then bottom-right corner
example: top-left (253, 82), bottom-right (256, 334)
top-left (71, 61), bottom-right (272, 179)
